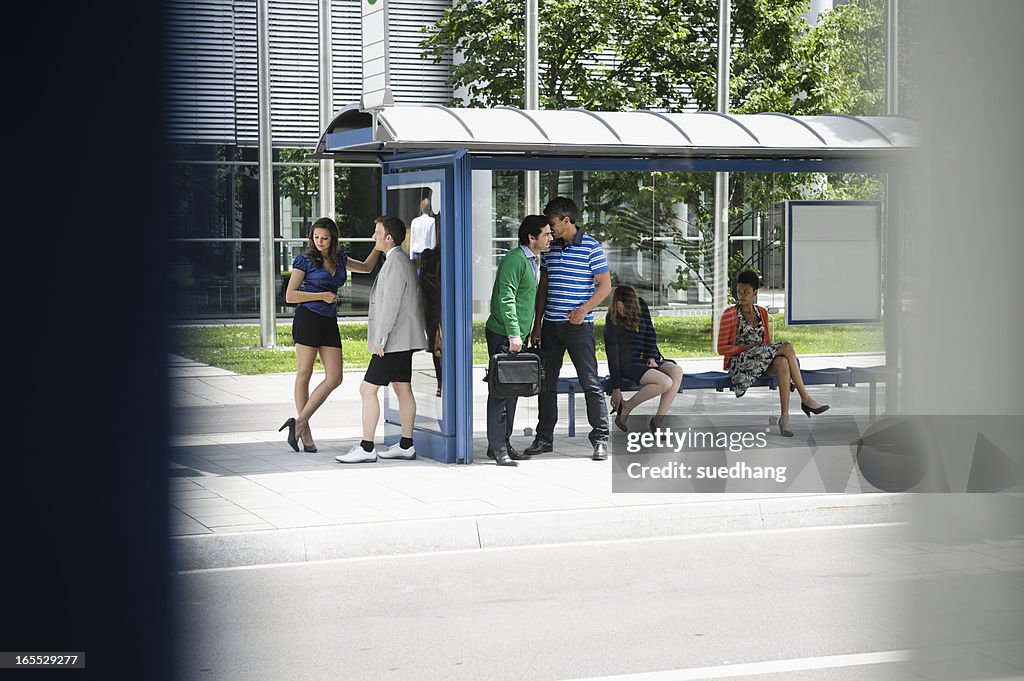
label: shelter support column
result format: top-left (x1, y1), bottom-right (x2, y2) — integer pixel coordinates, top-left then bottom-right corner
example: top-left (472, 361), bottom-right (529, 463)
top-left (257, 0), bottom-right (276, 347)
top-left (453, 152), bottom-right (474, 463)
top-left (319, 0), bottom-right (335, 219)
top-left (884, 170), bottom-right (901, 414)
top-left (524, 0), bottom-right (540, 213)
top-left (711, 172), bottom-right (729, 350)
top-left (711, 0), bottom-right (730, 350)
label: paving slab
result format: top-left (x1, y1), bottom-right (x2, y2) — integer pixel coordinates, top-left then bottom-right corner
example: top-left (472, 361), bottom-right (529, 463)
top-left (168, 354), bottom-right (919, 571)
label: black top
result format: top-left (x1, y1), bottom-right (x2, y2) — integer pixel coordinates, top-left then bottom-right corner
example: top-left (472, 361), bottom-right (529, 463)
top-left (604, 298), bottom-right (663, 389)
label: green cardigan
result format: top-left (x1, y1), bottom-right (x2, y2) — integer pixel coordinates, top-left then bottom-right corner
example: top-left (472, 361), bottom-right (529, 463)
top-left (486, 246), bottom-right (538, 339)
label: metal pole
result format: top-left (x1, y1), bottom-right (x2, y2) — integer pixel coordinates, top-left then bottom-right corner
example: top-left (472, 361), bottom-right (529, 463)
top-left (887, 0), bottom-right (898, 115)
top-left (711, 0), bottom-right (730, 351)
top-left (319, 0), bottom-right (335, 220)
top-left (884, 0), bottom-right (900, 413)
top-left (257, 0), bottom-right (276, 347)
top-left (525, 0), bottom-right (540, 212)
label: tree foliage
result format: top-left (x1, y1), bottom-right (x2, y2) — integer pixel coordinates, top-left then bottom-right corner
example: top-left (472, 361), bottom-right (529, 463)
top-left (422, 0), bottom-right (822, 112)
top-left (277, 148), bottom-right (318, 234)
top-left (422, 0), bottom-right (894, 300)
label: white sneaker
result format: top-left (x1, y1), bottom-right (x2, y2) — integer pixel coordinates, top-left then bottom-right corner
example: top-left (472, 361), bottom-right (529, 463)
top-left (378, 442), bottom-right (416, 460)
top-left (335, 445), bottom-right (378, 464)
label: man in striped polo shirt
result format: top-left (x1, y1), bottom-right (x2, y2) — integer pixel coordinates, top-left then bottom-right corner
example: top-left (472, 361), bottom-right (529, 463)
top-left (525, 196), bottom-right (613, 461)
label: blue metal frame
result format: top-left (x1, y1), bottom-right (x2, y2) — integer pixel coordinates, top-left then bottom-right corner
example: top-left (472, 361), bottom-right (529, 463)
top-left (785, 200), bottom-right (884, 325)
top-left (381, 150), bottom-right (467, 171)
top-left (451, 151), bottom-right (474, 463)
top-left (325, 128), bottom-right (374, 149)
top-left (466, 154), bottom-right (892, 174)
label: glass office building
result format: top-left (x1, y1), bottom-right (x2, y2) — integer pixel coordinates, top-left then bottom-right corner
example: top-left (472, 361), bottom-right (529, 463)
top-left (166, 0), bottom-right (451, 319)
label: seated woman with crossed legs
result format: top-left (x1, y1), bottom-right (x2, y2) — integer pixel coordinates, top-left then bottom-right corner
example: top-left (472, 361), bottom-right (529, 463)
top-left (717, 270), bottom-right (828, 437)
top-left (605, 285), bottom-right (684, 432)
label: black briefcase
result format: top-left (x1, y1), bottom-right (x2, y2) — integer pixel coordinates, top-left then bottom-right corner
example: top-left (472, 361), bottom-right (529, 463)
top-left (487, 351), bottom-right (545, 397)
top-left (518, 343), bottom-right (548, 391)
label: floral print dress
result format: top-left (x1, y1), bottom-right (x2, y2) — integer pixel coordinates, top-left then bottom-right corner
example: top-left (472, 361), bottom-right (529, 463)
top-left (728, 308), bottom-right (783, 397)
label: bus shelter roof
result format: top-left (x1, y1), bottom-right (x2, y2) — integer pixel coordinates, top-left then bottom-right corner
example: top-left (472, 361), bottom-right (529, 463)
top-left (314, 103), bottom-right (916, 162)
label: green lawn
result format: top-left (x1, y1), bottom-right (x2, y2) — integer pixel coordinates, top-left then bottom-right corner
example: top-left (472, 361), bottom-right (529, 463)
top-left (171, 315), bottom-right (882, 375)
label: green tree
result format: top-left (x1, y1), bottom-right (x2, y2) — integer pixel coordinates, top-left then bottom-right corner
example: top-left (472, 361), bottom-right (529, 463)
top-left (277, 148), bottom-right (319, 234)
top-left (422, 0), bottom-right (892, 300)
top-left (792, 0), bottom-right (885, 115)
top-left (422, 0), bottom-right (814, 112)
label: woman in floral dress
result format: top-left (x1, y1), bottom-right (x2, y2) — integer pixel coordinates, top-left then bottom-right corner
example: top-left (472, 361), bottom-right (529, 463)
top-left (717, 270), bottom-right (828, 436)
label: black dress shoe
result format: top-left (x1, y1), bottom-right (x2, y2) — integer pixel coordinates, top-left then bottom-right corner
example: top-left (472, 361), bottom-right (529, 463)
top-left (507, 444), bottom-right (531, 460)
top-left (801, 402), bottom-right (830, 417)
top-left (524, 438), bottom-right (553, 456)
top-left (488, 449), bottom-right (518, 466)
top-left (592, 443), bottom-right (608, 461)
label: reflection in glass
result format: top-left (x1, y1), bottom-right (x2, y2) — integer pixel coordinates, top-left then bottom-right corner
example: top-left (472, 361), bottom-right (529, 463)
top-left (384, 183), bottom-right (443, 428)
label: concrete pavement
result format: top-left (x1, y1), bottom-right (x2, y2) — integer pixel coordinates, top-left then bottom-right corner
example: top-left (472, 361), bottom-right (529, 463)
top-left (169, 352), bottom-right (912, 571)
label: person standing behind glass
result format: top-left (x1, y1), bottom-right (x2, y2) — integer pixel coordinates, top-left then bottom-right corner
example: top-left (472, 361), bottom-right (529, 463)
top-left (409, 197), bottom-right (436, 268)
top-left (484, 215), bottom-right (553, 466)
top-left (419, 245), bottom-right (443, 397)
top-left (526, 197), bottom-right (613, 461)
top-left (278, 217), bottom-right (380, 453)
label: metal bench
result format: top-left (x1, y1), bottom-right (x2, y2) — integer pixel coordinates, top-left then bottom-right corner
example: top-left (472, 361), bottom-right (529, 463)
top-left (848, 365), bottom-right (898, 421)
top-left (556, 367), bottom-right (854, 437)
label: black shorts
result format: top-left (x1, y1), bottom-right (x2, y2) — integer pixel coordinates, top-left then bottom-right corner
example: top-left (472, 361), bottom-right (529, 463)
top-left (363, 350), bottom-right (414, 385)
top-left (292, 306), bottom-right (342, 348)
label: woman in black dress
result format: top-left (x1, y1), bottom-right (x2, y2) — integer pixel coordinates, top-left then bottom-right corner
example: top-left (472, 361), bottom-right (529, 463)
top-left (605, 285), bottom-right (684, 431)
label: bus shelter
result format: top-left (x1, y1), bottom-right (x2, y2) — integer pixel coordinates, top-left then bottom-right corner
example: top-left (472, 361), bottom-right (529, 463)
top-left (315, 104), bottom-right (916, 464)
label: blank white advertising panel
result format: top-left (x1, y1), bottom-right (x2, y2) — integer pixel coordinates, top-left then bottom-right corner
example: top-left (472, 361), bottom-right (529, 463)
top-left (786, 201), bottom-right (882, 325)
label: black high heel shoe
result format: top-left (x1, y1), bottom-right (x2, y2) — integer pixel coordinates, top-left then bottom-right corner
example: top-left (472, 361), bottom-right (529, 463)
top-left (278, 418), bottom-right (299, 452)
top-left (801, 403), bottom-right (830, 417)
top-left (297, 424), bottom-right (317, 453)
top-left (778, 418), bottom-right (794, 437)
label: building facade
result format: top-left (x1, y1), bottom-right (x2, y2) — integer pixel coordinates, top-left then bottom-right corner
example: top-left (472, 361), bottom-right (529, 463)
top-left (167, 0), bottom-right (451, 319)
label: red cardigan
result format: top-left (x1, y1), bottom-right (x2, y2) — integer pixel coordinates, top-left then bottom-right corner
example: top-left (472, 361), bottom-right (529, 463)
top-left (717, 305), bottom-right (771, 369)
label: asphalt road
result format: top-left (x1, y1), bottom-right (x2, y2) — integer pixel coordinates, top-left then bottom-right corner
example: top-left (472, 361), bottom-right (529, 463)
top-left (172, 523), bottom-right (938, 681)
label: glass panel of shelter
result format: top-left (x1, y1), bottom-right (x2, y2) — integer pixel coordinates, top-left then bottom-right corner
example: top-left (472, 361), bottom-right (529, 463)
top-left (383, 183), bottom-right (443, 430)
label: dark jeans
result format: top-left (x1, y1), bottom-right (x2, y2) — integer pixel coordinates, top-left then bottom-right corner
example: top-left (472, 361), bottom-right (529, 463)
top-left (536, 320), bottom-right (609, 446)
top-left (485, 327), bottom-right (518, 453)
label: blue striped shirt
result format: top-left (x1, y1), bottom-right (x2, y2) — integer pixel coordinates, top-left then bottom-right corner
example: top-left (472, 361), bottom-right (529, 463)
top-left (540, 229), bottom-right (609, 323)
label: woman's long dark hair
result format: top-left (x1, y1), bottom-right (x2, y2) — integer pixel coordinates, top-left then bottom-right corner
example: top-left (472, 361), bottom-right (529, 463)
top-left (306, 217), bottom-right (340, 270)
top-left (608, 285), bottom-right (641, 332)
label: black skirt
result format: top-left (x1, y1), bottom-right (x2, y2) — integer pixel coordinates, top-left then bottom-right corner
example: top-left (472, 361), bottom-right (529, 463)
top-left (623, 358), bottom-right (677, 384)
top-left (292, 305), bottom-right (342, 348)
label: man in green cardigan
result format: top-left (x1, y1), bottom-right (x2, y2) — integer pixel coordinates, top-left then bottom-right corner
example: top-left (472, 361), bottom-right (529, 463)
top-left (485, 215), bottom-right (553, 466)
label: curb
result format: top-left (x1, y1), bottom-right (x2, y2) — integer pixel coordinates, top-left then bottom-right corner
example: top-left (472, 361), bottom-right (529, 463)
top-left (171, 493), bottom-right (911, 572)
